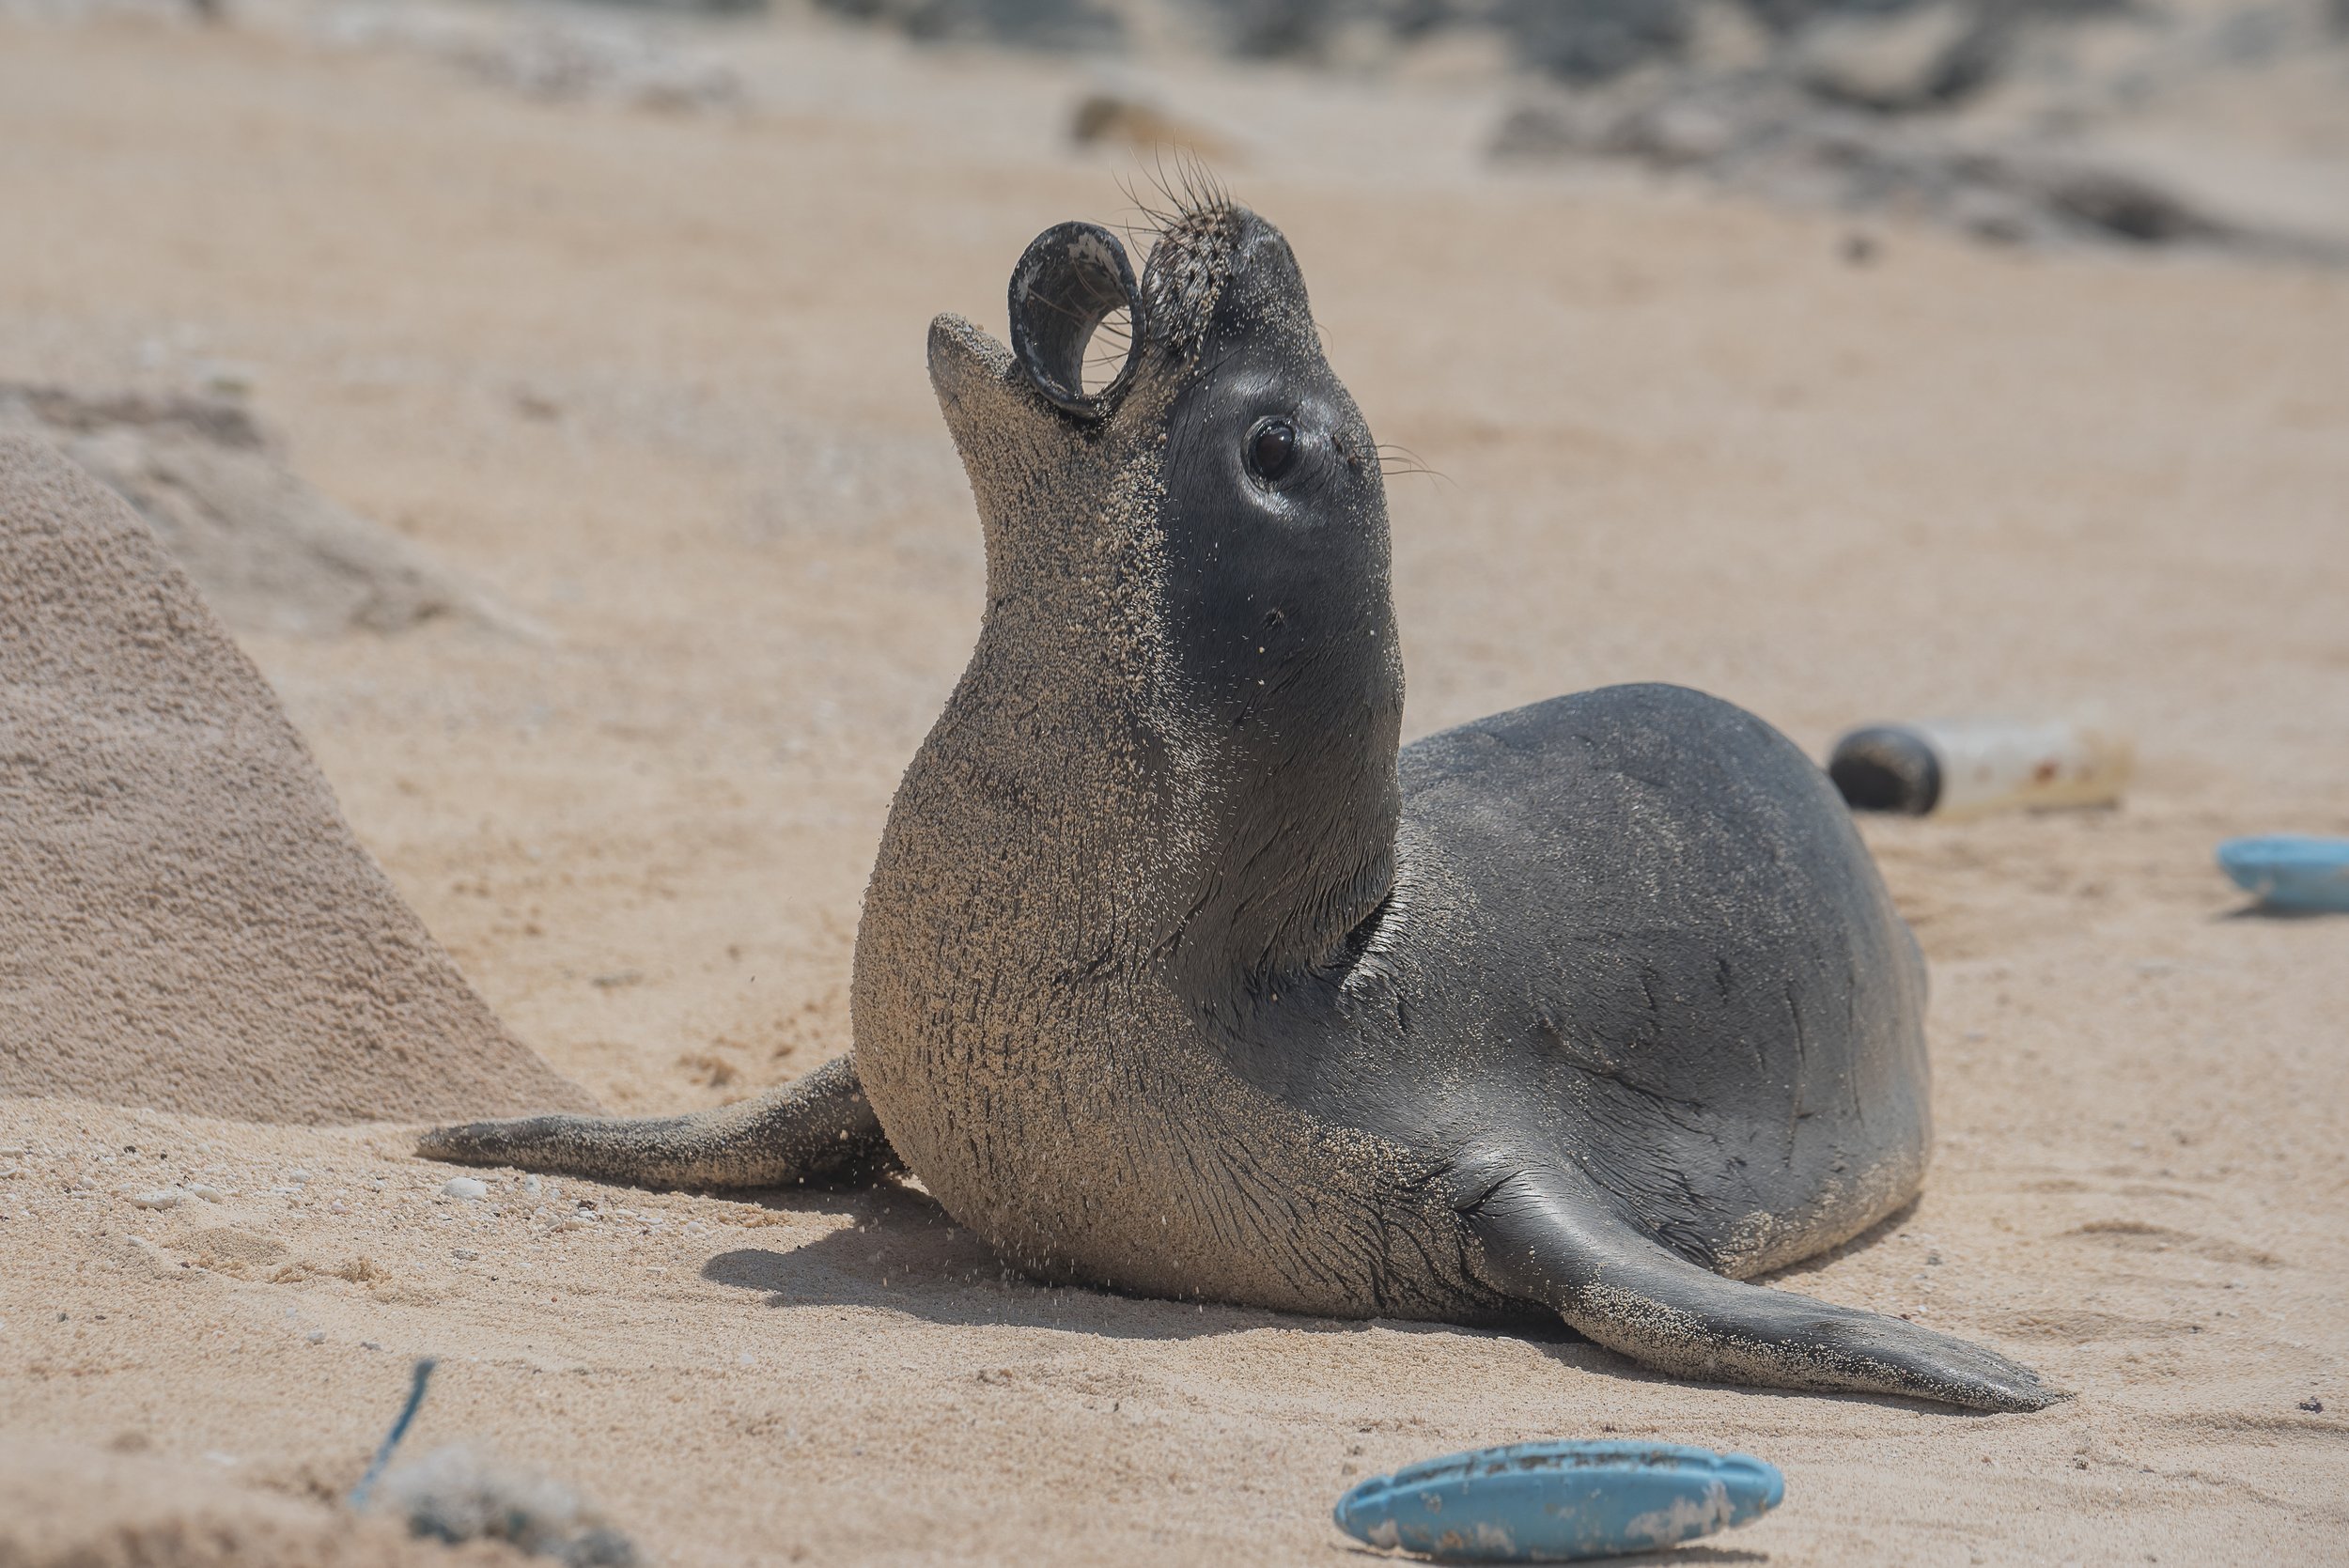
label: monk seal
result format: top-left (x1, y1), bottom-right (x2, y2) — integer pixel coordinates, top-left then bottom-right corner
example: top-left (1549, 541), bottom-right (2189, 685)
top-left (423, 191), bottom-right (2061, 1413)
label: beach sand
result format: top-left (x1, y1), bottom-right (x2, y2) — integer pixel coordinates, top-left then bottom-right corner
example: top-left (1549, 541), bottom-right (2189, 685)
top-left (0, 10), bottom-right (2344, 1564)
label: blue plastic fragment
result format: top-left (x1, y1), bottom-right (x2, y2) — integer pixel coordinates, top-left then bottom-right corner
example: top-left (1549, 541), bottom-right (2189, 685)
top-left (1332, 1440), bottom-right (1782, 1563)
top-left (348, 1357), bottom-right (437, 1511)
top-left (2217, 835), bottom-right (2349, 913)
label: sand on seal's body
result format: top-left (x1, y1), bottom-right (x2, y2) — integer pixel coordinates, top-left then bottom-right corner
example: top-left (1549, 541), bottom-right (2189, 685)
top-left (0, 433), bottom-right (592, 1124)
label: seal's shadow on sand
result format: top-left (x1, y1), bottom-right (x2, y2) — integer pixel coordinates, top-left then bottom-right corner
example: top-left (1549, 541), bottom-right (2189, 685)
top-left (699, 1186), bottom-right (1982, 1420)
top-left (698, 1182), bottom-right (1592, 1350)
top-left (699, 1185), bottom-right (2001, 1417)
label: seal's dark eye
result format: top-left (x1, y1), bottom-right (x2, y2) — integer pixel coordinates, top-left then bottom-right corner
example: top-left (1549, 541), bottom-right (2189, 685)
top-left (1248, 419), bottom-right (1299, 483)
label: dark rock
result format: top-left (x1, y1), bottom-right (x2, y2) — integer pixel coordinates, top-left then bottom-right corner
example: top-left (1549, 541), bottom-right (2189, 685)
top-left (1498, 0), bottom-right (1695, 81)
top-left (1488, 72), bottom-right (2324, 256)
top-left (815, 0), bottom-right (1123, 50)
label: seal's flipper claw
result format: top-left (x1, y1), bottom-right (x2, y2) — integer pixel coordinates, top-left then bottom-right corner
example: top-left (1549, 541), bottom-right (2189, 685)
top-left (417, 1054), bottom-right (903, 1192)
top-left (1462, 1161), bottom-right (2067, 1413)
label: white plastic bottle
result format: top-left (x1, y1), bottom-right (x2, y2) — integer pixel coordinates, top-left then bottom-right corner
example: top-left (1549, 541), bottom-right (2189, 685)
top-left (1828, 719), bottom-right (2133, 818)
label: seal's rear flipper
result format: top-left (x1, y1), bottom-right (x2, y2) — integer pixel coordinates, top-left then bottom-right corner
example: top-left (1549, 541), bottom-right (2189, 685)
top-left (416, 1054), bottom-right (902, 1190)
top-left (1460, 1160), bottom-right (2066, 1413)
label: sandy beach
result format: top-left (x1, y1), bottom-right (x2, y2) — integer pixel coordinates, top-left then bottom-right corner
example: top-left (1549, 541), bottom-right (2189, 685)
top-left (2, 7), bottom-right (2345, 1563)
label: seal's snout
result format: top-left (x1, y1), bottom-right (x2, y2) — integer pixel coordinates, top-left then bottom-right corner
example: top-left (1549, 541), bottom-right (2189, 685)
top-left (926, 312), bottom-right (1014, 412)
top-left (926, 312), bottom-right (1072, 519)
top-left (926, 309), bottom-right (1039, 432)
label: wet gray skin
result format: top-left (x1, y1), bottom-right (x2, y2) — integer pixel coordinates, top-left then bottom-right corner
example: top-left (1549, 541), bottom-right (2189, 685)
top-left (423, 194), bottom-right (2063, 1413)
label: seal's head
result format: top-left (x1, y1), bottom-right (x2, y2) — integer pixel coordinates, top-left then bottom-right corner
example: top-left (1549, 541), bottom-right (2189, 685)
top-left (926, 193), bottom-right (1402, 991)
top-left (927, 197), bottom-right (1392, 670)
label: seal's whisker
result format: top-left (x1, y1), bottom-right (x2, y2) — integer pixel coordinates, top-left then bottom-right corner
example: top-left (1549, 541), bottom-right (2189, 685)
top-left (1376, 442), bottom-right (1450, 485)
top-left (1024, 287), bottom-right (1122, 330)
top-left (1114, 167), bottom-right (1191, 283)
top-left (1081, 306), bottom-right (1136, 396)
top-left (1144, 147), bottom-right (1179, 222)
top-left (1174, 146), bottom-right (1229, 217)
top-left (1142, 146), bottom-right (1233, 226)
top-left (1114, 169), bottom-right (1182, 240)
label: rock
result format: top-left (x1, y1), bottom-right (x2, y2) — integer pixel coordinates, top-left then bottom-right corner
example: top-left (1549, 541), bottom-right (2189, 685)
top-left (1946, 179), bottom-right (2049, 243)
top-left (1607, 98), bottom-right (1745, 164)
top-left (130, 1188), bottom-right (191, 1210)
top-left (370, 1444), bottom-right (642, 1567)
top-left (458, 25), bottom-right (746, 110)
top-left (442, 1177), bottom-right (490, 1202)
top-left (1488, 75), bottom-right (2329, 257)
top-left (1068, 92), bottom-right (1233, 158)
top-left (1683, 0), bottom-right (1774, 71)
top-left (1797, 2), bottom-right (1999, 112)
top-left (2006, 150), bottom-right (2232, 243)
top-left (0, 385), bottom-right (527, 640)
top-left (815, 0), bottom-right (1123, 52)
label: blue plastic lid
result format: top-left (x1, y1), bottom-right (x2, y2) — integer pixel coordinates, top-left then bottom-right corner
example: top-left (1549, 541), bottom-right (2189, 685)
top-left (1333, 1439), bottom-right (1783, 1562)
top-left (2217, 835), bottom-right (2349, 912)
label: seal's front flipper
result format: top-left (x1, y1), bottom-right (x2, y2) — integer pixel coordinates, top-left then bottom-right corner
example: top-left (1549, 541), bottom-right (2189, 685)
top-left (1460, 1161), bottom-right (2065, 1413)
top-left (417, 1054), bottom-right (902, 1191)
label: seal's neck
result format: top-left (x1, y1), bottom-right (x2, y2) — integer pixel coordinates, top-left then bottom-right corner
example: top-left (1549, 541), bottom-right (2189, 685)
top-left (938, 477), bottom-right (1404, 1026)
top-left (911, 321), bottom-right (1404, 1036)
top-left (1157, 598), bottom-right (1404, 1018)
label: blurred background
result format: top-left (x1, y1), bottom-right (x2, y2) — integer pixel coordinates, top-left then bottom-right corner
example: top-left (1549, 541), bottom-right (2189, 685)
top-left (1, 0), bottom-right (2342, 1109)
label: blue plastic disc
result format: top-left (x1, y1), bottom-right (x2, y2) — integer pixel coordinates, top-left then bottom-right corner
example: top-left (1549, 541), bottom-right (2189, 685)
top-left (1332, 1439), bottom-right (1783, 1562)
top-left (2217, 835), bottom-right (2349, 913)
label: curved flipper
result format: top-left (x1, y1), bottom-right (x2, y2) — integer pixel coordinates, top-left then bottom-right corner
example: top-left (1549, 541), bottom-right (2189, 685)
top-left (1459, 1159), bottom-right (2066, 1413)
top-left (416, 1054), bottom-right (902, 1190)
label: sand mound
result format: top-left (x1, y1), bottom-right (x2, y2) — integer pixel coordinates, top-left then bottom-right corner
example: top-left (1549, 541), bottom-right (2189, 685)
top-left (0, 432), bottom-right (594, 1124)
top-left (0, 384), bottom-right (526, 639)
top-left (0, 1439), bottom-right (531, 1568)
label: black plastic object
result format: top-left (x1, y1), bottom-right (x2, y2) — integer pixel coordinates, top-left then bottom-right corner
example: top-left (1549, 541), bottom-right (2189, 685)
top-left (1007, 221), bottom-right (1145, 419)
top-left (1828, 725), bottom-right (1942, 815)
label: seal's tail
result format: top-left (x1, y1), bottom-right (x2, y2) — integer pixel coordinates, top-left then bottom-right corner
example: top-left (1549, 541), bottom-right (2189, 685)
top-left (415, 1054), bottom-right (900, 1190)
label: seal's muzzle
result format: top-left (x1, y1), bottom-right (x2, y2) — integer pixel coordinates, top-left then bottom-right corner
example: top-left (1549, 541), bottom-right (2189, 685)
top-left (1007, 222), bottom-right (1145, 420)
